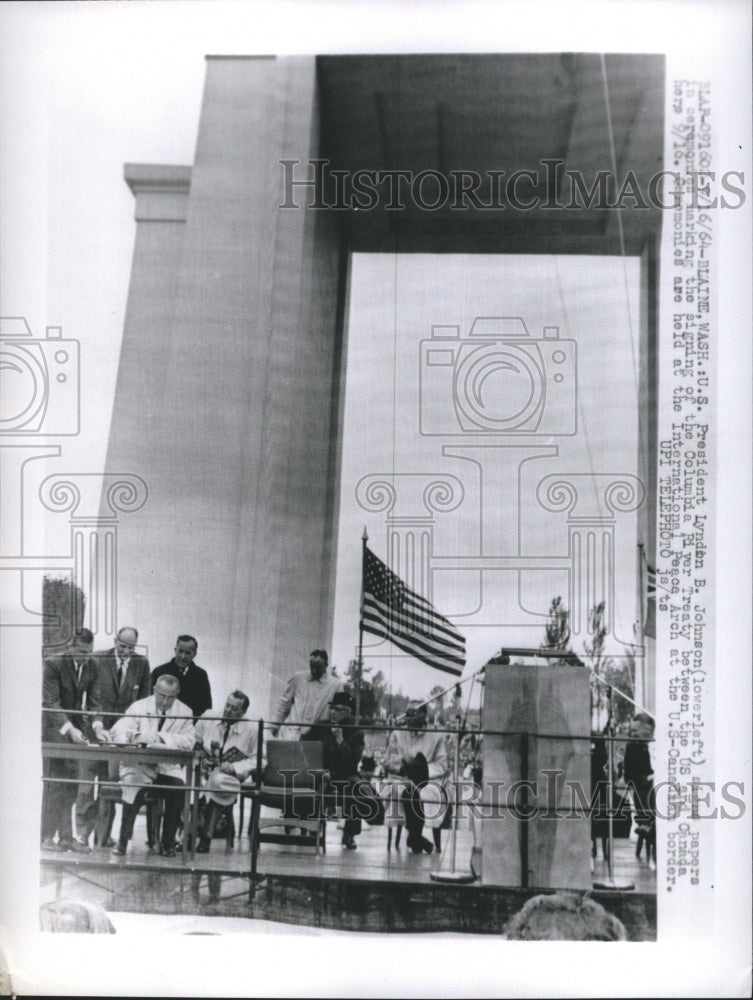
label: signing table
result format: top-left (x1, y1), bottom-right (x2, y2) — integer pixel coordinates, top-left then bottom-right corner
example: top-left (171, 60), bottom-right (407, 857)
top-left (42, 741), bottom-right (202, 863)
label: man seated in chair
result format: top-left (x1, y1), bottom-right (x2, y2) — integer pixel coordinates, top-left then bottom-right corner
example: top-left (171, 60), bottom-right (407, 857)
top-left (384, 700), bottom-right (448, 854)
top-left (302, 691), bottom-right (365, 849)
top-left (194, 689), bottom-right (258, 853)
top-left (110, 674), bottom-right (195, 858)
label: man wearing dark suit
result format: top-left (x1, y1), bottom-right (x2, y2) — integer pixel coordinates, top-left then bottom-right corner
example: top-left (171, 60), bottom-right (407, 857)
top-left (82, 626), bottom-right (152, 846)
top-left (41, 628), bottom-right (107, 853)
top-left (152, 635), bottom-right (212, 719)
top-left (302, 691), bottom-right (366, 850)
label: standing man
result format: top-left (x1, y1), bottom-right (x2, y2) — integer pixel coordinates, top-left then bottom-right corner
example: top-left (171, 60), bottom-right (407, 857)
top-left (110, 674), bottom-right (195, 858)
top-left (270, 649), bottom-right (343, 740)
top-left (384, 700), bottom-right (448, 854)
top-left (623, 712), bottom-right (656, 870)
top-left (95, 626), bottom-right (151, 728)
top-left (41, 628), bottom-right (107, 853)
top-left (194, 689), bottom-right (259, 853)
top-left (152, 635), bottom-right (212, 719)
top-left (78, 626), bottom-right (151, 847)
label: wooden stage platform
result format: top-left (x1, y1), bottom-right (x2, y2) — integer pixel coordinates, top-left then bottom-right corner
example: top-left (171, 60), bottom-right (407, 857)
top-left (40, 812), bottom-right (657, 939)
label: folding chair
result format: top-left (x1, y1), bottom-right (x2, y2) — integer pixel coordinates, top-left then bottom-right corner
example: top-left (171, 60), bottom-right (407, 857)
top-left (243, 740), bottom-right (326, 892)
top-left (99, 758), bottom-right (164, 852)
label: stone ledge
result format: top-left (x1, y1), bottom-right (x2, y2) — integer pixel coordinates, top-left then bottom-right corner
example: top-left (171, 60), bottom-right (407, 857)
top-left (41, 860), bottom-right (657, 939)
top-left (124, 164), bottom-right (192, 222)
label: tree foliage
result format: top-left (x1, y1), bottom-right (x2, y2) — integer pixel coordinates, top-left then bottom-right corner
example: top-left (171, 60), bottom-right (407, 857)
top-left (343, 657), bottom-right (419, 723)
top-left (583, 601), bottom-right (633, 728)
top-left (345, 659), bottom-right (391, 722)
top-left (43, 574), bottom-right (86, 655)
top-left (584, 601), bottom-right (608, 669)
top-left (602, 653), bottom-right (636, 727)
top-left (544, 596), bottom-right (571, 651)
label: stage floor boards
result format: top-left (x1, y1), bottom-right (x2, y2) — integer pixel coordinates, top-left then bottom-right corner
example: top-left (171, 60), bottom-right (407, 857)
top-left (40, 811), bottom-right (657, 893)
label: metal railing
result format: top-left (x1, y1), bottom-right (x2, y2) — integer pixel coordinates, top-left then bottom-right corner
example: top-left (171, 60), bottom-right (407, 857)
top-left (40, 708), bottom-right (656, 893)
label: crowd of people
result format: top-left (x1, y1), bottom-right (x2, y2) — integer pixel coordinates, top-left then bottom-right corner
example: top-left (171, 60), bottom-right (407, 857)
top-left (590, 713), bottom-right (656, 871)
top-left (42, 629), bottom-right (655, 867)
top-left (41, 626), bottom-right (229, 857)
top-left (40, 632), bottom-right (460, 858)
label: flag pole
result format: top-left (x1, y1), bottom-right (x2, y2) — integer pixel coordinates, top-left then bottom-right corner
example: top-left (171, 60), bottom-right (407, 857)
top-left (636, 542), bottom-right (646, 712)
top-left (356, 527), bottom-right (368, 725)
top-left (408, 668), bottom-right (484, 718)
top-left (592, 684), bottom-right (635, 892)
top-left (431, 682), bottom-right (477, 884)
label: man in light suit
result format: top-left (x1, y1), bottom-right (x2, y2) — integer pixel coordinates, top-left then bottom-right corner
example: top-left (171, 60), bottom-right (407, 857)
top-left (79, 626), bottom-right (151, 846)
top-left (384, 700), bottom-right (449, 854)
top-left (110, 674), bottom-right (195, 858)
top-left (194, 689), bottom-right (259, 853)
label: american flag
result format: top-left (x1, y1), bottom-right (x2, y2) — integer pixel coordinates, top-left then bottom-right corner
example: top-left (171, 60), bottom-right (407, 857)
top-left (644, 562), bottom-right (656, 639)
top-left (361, 545), bottom-right (466, 676)
top-left (643, 558), bottom-right (682, 639)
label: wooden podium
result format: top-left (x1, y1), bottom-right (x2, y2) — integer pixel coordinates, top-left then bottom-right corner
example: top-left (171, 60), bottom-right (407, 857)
top-left (481, 660), bottom-right (591, 889)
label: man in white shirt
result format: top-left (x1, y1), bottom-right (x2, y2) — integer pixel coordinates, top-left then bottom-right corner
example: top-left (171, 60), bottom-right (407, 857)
top-left (194, 689), bottom-right (259, 853)
top-left (110, 674), bottom-right (195, 858)
top-left (270, 649), bottom-right (343, 740)
top-left (384, 700), bottom-right (449, 854)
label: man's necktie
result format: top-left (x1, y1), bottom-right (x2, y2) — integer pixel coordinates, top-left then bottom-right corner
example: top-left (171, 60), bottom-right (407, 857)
top-left (74, 661), bottom-right (85, 711)
top-left (117, 659), bottom-right (125, 690)
top-left (221, 722), bottom-right (231, 753)
top-left (157, 712), bottom-right (166, 732)
top-left (75, 661), bottom-right (84, 699)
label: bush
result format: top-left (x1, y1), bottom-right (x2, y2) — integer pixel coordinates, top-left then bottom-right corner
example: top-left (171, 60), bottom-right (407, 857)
top-left (504, 892), bottom-right (627, 941)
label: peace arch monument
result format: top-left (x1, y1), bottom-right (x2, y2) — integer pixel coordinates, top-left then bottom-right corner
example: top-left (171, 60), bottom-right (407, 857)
top-left (104, 53), bottom-right (662, 720)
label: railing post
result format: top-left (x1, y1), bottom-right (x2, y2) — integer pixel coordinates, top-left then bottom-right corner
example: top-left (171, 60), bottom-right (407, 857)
top-left (520, 731), bottom-right (530, 889)
top-left (248, 718), bottom-right (264, 902)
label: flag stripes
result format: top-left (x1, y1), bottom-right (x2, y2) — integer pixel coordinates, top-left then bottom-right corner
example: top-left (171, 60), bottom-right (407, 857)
top-left (644, 561), bottom-right (657, 637)
top-left (361, 545), bottom-right (466, 677)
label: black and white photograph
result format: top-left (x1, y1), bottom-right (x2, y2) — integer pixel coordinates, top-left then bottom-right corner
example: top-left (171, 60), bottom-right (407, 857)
top-left (0, 1), bottom-right (750, 996)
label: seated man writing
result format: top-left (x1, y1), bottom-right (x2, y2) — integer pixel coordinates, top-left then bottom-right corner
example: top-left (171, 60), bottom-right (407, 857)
top-left (194, 689), bottom-right (258, 853)
top-left (110, 674), bottom-right (195, 858)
